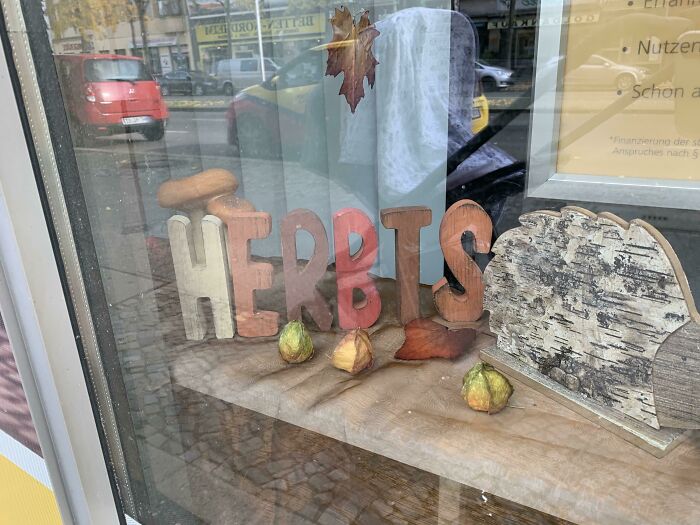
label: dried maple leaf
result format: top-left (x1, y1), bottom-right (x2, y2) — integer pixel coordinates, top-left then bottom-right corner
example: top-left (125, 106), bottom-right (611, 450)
top-left (394, 318), bottom-right (476, 361)
top-left (325, 7), bottom-right (380, 113)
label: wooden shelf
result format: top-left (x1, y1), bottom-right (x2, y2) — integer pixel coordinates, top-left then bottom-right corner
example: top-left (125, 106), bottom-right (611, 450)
top-left (171, 324), bottom-right (700, 524)
top-left (162, 266), bottom-right (700, 525)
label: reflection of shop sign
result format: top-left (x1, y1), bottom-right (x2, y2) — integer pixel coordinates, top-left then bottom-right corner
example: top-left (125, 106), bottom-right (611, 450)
top-left (497, 0), bottom-right (539, 11)
top-left (196, 14), bottom-right (325, 43)
top-left (488, 13), bottom-right (599, 29)
top-left (58, 40), bottom-right (93, 53)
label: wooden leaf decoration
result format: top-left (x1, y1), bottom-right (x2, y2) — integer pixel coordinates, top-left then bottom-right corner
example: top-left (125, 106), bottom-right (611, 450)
top-left (394, 318), bottom-right (476, 360)
top-left (325, 7), bottom-right (380, 113)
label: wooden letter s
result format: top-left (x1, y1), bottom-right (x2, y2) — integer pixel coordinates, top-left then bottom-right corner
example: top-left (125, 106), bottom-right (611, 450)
top-left (433, 199), bottom-right (492, 322)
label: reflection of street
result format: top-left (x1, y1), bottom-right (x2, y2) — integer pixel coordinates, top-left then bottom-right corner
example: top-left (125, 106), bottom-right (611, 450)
top-left (75, 98), bottom-right (532, 239)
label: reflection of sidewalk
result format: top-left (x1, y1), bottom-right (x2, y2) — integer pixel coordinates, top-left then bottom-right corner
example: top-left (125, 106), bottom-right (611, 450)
top-left (166, 96), bottom-right (231, 112)
top-left (0, 315), bottom-right (41, 456)
top-left (164, 93), bottom-right (529, 112)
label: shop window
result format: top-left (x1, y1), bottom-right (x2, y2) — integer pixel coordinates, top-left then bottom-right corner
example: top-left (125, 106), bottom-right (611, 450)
top-left (6, 0), bottom-right (700, 524)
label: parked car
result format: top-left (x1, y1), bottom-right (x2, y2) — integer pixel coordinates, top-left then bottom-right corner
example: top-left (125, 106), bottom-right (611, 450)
top-left (159, 69), bottom-right (217, 96)
top-left (55, 54), bottom-right (168, 142)
top-left (214, 57), bottom-right (281, 96)
top-left (475, 60), bottom-right (515, 91)
top-left (226, 45), bottom-right (489, 158)
top-left (565, 54), bottom-right (649, 91)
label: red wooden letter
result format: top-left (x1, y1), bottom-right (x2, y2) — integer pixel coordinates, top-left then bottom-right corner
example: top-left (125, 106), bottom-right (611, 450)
top-left (225, 212), bottom-right (280, 337)
top-left (380, 206), bottom-right (432, 324)
top-left (280, 209), bottom-right (333, 331)
top-left (333, 208), bottom-right (381, 329)
top-left (433, 199), bottom-right (492, 322)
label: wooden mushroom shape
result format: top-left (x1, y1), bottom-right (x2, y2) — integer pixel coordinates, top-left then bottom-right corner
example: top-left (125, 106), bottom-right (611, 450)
top-left (157, 168), bottom-right (254, 262)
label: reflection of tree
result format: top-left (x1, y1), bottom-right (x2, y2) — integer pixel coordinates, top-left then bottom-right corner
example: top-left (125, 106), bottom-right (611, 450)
top-left (46, 0), bottom-right (154, 74)
top-left (46, 0), bottom-right (134, 49)
top-left (285, 0), bottom-right (325, 15)
top-left (132, 0), bottom-right (153, 74)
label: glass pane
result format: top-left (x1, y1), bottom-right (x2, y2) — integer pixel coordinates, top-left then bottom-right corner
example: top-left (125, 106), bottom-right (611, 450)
top-left (11, 0), bottom-right (700, 523)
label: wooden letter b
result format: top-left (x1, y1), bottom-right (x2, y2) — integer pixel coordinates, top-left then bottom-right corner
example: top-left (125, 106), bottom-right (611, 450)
top-left (333, 208), bottom-right (381, 329)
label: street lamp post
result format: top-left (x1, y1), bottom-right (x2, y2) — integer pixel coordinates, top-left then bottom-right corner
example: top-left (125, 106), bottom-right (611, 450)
top-left (254, 0), bottom-right (266, 81)
top-left (225, 0), bottom-right (234, 59)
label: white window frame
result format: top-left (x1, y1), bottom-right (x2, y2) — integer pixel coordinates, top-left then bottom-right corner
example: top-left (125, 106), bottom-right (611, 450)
top-left (527, 0), bottom-right (700, 210)
top-left (0, 5), bottom-right (124, 525)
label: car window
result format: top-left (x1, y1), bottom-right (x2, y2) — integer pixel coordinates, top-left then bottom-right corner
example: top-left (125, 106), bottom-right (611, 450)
top-left (215, 61), bottom-right (231, 76)
top-left (240, 59), bottom-right (258, 72)
top-left (277, 52), bottom-right (322, 88)
top-left (587, 56), bottom-right (605, 66)
top-left (84, 59), bottom-right (151, 82)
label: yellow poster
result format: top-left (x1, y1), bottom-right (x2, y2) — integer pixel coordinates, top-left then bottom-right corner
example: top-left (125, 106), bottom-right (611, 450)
top-left (556, 0), bottom-right (700, 181)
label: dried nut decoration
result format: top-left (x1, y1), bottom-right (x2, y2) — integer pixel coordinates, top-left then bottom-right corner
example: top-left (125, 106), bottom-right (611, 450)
top-left (462, 362), bottom-right (513, 414)
top-left (331, 329), bottom-right (374, 374)
top-left (278, 320), bottom-right (314, 363)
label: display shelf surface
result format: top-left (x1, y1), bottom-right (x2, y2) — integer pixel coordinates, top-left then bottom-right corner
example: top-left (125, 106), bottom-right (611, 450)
top-left (171, 326), bottom-right (700, 525)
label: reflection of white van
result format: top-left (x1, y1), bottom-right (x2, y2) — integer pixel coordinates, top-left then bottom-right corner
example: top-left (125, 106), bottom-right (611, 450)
top-left (214, 57), bottom-right (280, 95)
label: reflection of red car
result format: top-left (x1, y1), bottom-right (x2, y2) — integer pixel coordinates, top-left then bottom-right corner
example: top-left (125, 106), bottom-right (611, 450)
top-left (55, 54), bottom-right (169, 142)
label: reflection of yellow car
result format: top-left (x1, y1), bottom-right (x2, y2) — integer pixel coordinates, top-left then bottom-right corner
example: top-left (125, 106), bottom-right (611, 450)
top-left (226, 45), bottom-right (490, 156)
top-left (471, 92), bottom-right (489, 134)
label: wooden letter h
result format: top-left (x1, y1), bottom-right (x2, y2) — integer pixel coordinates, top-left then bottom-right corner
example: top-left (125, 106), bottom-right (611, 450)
top-left (167, 215), bottom-right (235, 339)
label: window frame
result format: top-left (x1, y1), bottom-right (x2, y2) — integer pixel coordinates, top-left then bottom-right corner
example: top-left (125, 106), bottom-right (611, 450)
top-left (527, 0), bottom-right (700, 211)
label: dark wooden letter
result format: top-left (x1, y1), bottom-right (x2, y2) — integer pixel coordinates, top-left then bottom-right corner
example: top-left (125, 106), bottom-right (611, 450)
top-left (280, 209), bottom-right (333, 331)
top-left (380, 206), bottom-right (432, 324)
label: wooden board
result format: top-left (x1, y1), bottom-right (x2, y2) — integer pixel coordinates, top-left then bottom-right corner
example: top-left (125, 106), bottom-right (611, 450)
top-left (480, 346), bottom-right (688, 457)
top-left (164, 262), bottom-right (700, 525)
top-left (483, 207), bottom-right (699, 431)
top-left (654, 321), bottom-right (700, 429)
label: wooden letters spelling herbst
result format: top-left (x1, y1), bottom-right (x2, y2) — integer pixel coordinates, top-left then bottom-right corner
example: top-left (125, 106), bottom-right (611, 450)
top-left (161, 172), bottom-right (493, 338)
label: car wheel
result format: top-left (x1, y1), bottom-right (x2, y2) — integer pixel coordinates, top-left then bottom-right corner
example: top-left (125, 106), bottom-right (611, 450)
top-left (161, 85), bottom-right (170, 96)
top-left (194, 84), bottom-right (205, 96)
top-left (616, 73), bottom-right (635, 91)
top-left (236, 116), bottom-right (280, 159)
top-left (142, 122), bottom-right (165, 141)
top-left (482, 77), bottom-right (497, 92)
top-left (223, 83), bottom-right (235, 96)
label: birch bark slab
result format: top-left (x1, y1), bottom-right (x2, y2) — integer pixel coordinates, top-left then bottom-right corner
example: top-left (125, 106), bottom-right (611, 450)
top-left (483, 207), bottom-right (698, 430)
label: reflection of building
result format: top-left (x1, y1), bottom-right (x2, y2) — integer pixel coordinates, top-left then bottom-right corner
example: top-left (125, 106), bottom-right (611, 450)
top-left (187, 0), bottom-right (327, 72)
top-left (460, 0), bottom-right (538, 71)
top-left (50, 2), bottom-right (192, 75)
top-left (193, 11), bottom-right (327, 71)
top-left (460, 0), bottom-right (610, 74)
